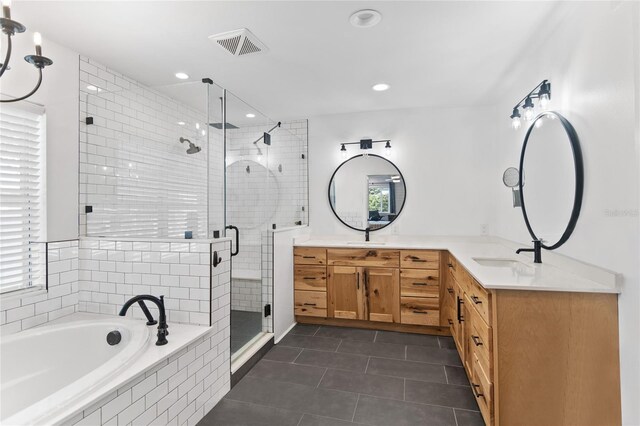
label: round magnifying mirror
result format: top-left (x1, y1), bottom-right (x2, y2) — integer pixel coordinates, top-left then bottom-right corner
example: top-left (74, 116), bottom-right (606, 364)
top-left (328, 154), bottom-right (406, 231)
top-left (502, 167), bottom-right (520, 188)
top-left (519, 111), bottom-right (583, 250)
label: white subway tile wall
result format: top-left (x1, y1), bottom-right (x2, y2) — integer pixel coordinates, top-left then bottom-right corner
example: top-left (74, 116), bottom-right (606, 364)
top-left (0, 241), bottom-right (79, 335)
top-left (230, 279), bottom-right (262, 312)
top-left (78, 56), bottom-right (225, 239)
top-left (78, 238), bottom-right (231, 327)
top-left (65, 328), bottom-right (230, 426)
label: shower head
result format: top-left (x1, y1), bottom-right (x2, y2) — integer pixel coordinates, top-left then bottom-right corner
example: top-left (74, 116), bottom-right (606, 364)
top-left (179, 137), bottom-right (201, 154)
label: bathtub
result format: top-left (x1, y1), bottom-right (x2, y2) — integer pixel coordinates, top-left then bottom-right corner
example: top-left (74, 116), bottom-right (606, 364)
top-left (1, 317), bottom-right (150, 425)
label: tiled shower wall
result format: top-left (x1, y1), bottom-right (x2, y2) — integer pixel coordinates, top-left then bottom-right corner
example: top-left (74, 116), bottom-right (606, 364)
top-left (0, 241), bottom-right (79, 335)
top-left (78, 238), bottom-right (231, 327)
top-left (79, 56), bottom-right (224, 239)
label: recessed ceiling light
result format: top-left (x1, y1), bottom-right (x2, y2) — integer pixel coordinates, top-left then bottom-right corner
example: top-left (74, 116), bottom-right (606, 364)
top-left (350, 9), bottom-right (382, 28)
top-left (246, 113), bottom-right (256, 118)
top-left (175, 72), bottom-right (189, 80)
top-left (177, 121), bottom-right (186, 126)
top-left (87, 85), bottom-right (102, 92)
top-left (372, 83), bottom-right (390, 91)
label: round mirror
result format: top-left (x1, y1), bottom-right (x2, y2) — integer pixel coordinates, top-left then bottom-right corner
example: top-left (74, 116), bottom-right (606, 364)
top-left (519, 111), bottom-right (583, 250)
top-left (328, 154), bottom-right (406, 231)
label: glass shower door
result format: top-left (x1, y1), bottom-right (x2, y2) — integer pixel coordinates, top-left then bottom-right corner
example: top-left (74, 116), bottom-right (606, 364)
top-left (223, 92), bottom-right (277, 356)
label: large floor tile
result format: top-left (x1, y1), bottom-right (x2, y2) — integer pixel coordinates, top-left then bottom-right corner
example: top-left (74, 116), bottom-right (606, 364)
top-left (319, 368), bottom-right (404, 400)
top-left (279, 334), bottom-right (341, 352)
top-left (227, 376), bottom-right (359, 420)
top-left (199, 399), bottom-right (302, 426)
top-left (455, 409), bottom-right (485, 426)
top-left (263, 345), bottom-right (302, 363)
top-left (353, 395), bottom-right (456, 426)
top-left (406, 345), bottom-right (463, 366)
top-left (375, 330), bottom-right (440, 347)
top-left (248, 359), bottom-right (327, 387)
top-left (404, 380), bottom-right (479, 411)
top-left (298, 414), bottom-right (358, 426)
top-left (366, 357), bottom-right (447, 383)
top-left (445, 366), bottom-right (469, 386)
top-left (290, 324), bottom-right (320, 336)
top-left (438, 336), bottom-right (457, 350)
top-left (315, 326), bottom-right (376, 342)
top-left (337, 339), bottom-right (406, 360)
top-left (295, 349), bottom-right (369, 372)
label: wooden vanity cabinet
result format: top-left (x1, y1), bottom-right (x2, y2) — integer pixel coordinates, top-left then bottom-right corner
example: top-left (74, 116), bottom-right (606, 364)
top-left (294, 246), bottom-right (622, 426)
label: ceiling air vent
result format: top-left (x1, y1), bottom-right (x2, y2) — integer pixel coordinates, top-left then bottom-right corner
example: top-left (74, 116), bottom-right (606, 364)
top-left (209, 28), bottom-right (268, 57)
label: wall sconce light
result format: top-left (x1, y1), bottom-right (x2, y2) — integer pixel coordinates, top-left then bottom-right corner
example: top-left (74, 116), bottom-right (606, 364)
top-left (0, 0), bottom-right (54, 103)
top-left (338, 138), bottom-right (392, 157)
top-left (340, 143), bottom-right (347, 158)
top-left (509, 80), bottom-right (551, 130)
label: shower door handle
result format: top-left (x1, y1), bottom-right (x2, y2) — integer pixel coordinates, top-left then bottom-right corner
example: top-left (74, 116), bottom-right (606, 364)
top-left (226, 225), bottom-right (239, 257)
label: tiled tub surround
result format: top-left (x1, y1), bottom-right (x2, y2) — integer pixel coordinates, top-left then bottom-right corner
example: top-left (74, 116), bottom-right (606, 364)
top-left (59, 314), bottom-right (231, 426)
top-left (78, 56), bottom-right (225, 239)
top-left (0, 240), bottom-right (79, 335)
top-left (78, 238), bottom-right (231, 327)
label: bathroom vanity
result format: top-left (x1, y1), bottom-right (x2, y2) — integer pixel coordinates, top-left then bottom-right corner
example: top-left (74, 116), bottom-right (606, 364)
top-left (293, 238), bottom-right (621, 426)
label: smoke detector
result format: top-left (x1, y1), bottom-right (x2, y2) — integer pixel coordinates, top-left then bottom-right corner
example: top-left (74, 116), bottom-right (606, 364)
top-left (208, 28), bottom-right (268, 57)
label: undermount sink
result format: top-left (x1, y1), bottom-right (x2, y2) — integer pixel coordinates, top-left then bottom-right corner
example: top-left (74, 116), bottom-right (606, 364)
top-left (473, 257), bottom-right (529, 268)
top-left (347, 241), bottom-right (386, 246)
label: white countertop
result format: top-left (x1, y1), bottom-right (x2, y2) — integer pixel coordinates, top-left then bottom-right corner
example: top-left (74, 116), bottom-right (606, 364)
top-left (294, 235), bottom-right (620, 294)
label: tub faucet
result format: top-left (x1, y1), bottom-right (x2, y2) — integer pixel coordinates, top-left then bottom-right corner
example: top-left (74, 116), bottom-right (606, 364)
top-left (516, 239), bottom-right (543, 264)
top-left (119, 295), bottom-right (168, 346)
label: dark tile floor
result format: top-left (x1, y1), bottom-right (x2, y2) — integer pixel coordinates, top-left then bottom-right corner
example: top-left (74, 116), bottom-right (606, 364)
top-left (231, 310), bottom-right (263, 353)
top-left (201, 325), bottom-right (484, 426)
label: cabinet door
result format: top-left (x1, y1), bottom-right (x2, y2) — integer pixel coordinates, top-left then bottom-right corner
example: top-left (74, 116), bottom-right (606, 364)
top-left (365, 268), bottom-right (400, 323)
top-left (328, 266), bottom-right (365, 320)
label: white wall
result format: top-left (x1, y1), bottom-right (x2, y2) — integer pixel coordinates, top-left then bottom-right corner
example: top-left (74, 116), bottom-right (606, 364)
top-left (273, 226), bottom-right (311, 342)
top-left (308, 105), bottom-right (498, 237)
top-left (491, 3), bottom-right (640, 424)
top-left (1, 30), bottom-right (79, 241)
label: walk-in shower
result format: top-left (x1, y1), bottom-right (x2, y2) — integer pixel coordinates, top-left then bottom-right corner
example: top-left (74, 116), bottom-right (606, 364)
top-left (80, 77), bottom-right (308, 370)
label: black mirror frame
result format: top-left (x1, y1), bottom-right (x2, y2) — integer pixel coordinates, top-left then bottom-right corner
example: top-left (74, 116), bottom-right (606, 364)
top-left (328, 153), bottom-right (407, 232)
top-left (518, 111), bottom-right (584, 250)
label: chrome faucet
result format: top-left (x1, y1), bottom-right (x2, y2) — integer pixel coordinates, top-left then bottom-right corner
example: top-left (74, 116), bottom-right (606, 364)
top-left (516, 239), bottom-right (543, 264)
top-left (365, 227), bottom-right (371, 242)
top-left (119, 295), bottom-right (169, 345)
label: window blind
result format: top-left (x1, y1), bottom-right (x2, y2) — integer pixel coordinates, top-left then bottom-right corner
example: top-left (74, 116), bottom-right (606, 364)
top-left (0, 103), bottom-right (45, 293)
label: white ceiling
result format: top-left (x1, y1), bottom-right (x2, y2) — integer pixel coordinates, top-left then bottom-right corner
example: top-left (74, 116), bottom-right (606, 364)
top-left (14, 1), bottom-right (561, 120)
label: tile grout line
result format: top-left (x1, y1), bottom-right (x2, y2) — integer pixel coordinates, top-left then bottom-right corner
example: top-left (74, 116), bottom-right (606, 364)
top-left (364, 356), bottom-right (371, 374)
top-left (373, 330), bottom-right (378, 342)
top-left (443, 365), bottom-right (449, 384)
top-left (404, 345), bottom-right (407, 360)
top-left (403, 378), bottom-right (406, 401)
top-left (291, 348), bottom-right (305, 364)
top-left (453, 407), bottom-right (459, 426)
top-left (316, 367), bottom-right (328, 389)
top-left (335, 339), bottom-right (342, 353)
top-left (351, 393), bottom-right (361, 422)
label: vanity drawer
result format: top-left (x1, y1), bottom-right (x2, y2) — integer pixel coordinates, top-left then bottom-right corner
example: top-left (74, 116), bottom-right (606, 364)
top-left (466, 294), bottom-right (493, 377)
top-left (400, 250), bottom-right (440, 269)
top-left (467, 278), bottom-right (491, 325)
top-left (400, 269), bottom-right (440, 297)
top-left (294, 266), bottom-right (327, 291)
top-left (294, 247), bottom-right (327, 265)
top-left (472, 353), bottom-right (493, 426)
top-left (327, 248), bottom-right (399, 267)
top-left (400, 297), bottom-right (440, 326)
top-left (294, 290), bottom-right (327, 317)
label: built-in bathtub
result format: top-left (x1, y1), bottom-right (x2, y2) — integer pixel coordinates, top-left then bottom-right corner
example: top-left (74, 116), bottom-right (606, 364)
top-left (0, 313), bottom-right (213, 425)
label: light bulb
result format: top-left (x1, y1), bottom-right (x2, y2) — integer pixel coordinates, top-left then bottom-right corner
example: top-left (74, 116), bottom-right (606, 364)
top-left (257, 154), bottom-right (263, 163)
top-left (535, 117), bottom-right (544, 128)
top-left (2, 0), bottom-right (11, 19)
top-left (539, 93), bottom-right (550, 109)
top-left (340, 144), bottom-right (347, 159)
top-left (523, 107), bottom-right (534, 122)
top-left (195, 122), bottom-right (200, 130)
top-left (201, 130), bottom-right (206, 136)
top-left (33, 32), bottom-right (42, 46)
top-left (2, 0), bottom-right (12, 7)
top-left (384, 141), bottom-right (392, 157)
top-left (511, 116), bottom-right (521, 130)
